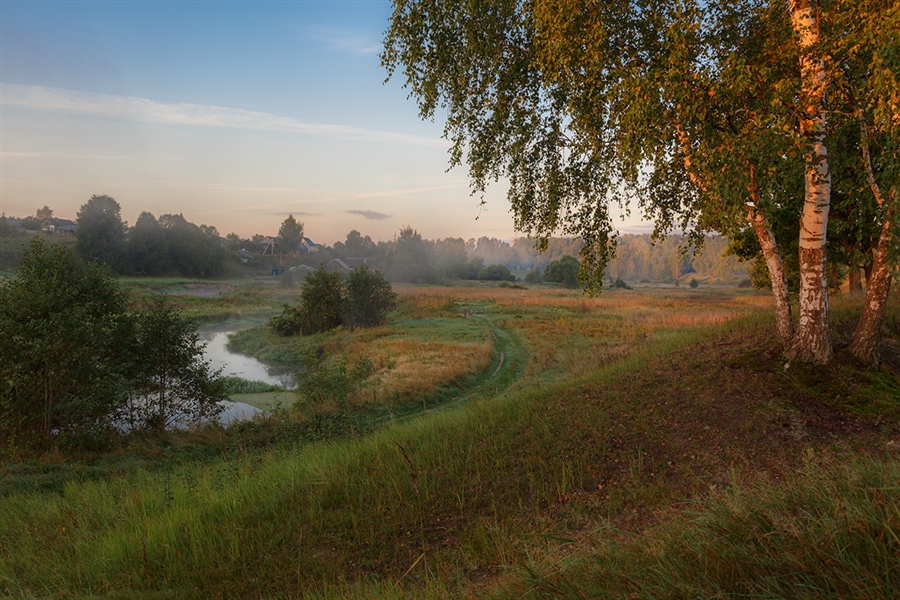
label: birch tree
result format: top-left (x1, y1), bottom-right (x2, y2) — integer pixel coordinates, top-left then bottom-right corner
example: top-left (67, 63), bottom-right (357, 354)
top-left (383, 0), bottom-right (898, 363)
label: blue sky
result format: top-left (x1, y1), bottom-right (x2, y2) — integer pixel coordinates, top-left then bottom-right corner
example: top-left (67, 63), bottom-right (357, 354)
top-left (1, 1), bottom-right (643, 243)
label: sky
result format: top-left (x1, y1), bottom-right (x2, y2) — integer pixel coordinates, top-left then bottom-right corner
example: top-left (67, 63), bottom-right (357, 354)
top-left (1, 0), bottom-right (647, 245)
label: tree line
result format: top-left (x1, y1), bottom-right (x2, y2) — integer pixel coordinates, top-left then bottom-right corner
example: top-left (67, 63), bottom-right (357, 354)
top-left (74, 195), bottom-right (231, 277)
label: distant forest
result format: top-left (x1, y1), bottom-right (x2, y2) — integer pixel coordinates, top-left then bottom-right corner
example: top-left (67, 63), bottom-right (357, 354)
top-left (2, 199), bottom-right (748, 285)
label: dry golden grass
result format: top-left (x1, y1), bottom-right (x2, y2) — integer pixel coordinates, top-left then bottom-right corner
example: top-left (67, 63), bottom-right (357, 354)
top-left (393, 285), bottom-right (770, 381)
top-left (350, 338), bottom-right (494, 407)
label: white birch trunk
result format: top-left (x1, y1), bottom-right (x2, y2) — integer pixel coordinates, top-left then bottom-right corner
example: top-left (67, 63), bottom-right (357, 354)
top-left (675, 125), bottom-right (794, 344)
top-left (747, 162), bottom-right (794, 344)
top-left (788, 0), bottom-right (833, 364)
top-left (848, 114), bottom-right (894, 363)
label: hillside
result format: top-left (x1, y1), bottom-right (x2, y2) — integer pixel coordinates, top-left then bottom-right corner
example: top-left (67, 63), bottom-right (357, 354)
top-left (0, 287), bottom-right (898, 598)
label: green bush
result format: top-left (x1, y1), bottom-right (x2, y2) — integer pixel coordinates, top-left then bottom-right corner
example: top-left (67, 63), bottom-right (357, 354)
top-left (270, 266), bottom-right (345, 336)
top-left (271, 266), bottom-right (397, 335)
top-left (543, 255), bottom-right (581, 288)
top-left (477, 263), bottom-right (516, 281)
top-left (689, 277), bottom-right (700, 288)
top-left (345, 266), bottom-right (397, 328)
top-left (524, 268), bottom-right (544, 284)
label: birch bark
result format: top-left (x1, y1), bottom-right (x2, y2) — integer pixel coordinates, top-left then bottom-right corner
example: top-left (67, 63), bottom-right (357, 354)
top-left (788, 0), bottom-right (833, 363)
top-left (747, 163), bottom-right (794, 344)
top-left (675, 125), bottom-right (794, 344)
top-left (847, 116), bottom-right (894, 362)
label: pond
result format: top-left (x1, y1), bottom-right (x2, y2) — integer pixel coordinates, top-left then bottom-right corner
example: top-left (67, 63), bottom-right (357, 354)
top-left (199, 322), bottom-right (296, 389)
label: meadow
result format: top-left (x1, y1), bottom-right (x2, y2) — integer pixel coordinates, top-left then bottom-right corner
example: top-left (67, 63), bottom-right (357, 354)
top-left (1, 281), bottom-right (899, 598)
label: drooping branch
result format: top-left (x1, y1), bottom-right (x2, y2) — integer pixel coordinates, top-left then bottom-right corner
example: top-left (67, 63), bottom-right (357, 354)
top-left (674, 122), bottom-right (793, 343)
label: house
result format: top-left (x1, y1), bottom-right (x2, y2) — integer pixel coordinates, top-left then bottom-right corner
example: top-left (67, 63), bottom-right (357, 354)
top-left (325, 258), bottom-right (352, 273)
top-left (343, 257), bottom-right (379, 269)
top-left (300, 237), bottom-right (324, 254)
top-left (40, 218), bottom-right (77, 235)
top-left (237, 249), bottom-right (255, 264)
top-left (4, 218), bottom-right (26, 233)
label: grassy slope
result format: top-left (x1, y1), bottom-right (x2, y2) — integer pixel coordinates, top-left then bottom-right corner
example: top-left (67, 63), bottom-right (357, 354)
top-left (1, 290), bottom-right (899, 598)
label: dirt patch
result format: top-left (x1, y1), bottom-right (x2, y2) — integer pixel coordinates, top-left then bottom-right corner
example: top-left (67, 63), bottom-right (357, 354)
top-left (540, 328), bottom-right (899, 539)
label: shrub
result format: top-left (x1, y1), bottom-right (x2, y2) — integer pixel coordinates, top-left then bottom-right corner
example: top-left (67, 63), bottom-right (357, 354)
top-left (477, 263), bottom-right (516, 281)
top-left (218, 376), bottom-right (281, 395)
top-left (689, 278), bottom-right (700, 288)
top-left (295, 351), bottom-right (373, 412)
top-left (122, 296), bottom-right (224, 432)
top-left (345, 266), bottom-right (397, 328)
top-left (544, 255), bottom-right (581, 288)
top-left (270, 266), bottom-right (345, 336)
top-left (524, 268), bottom-right (544, 284)
top-left (612, 277), bottom-right (632, 290)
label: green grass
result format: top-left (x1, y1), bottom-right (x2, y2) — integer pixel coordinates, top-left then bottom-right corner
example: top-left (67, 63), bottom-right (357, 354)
top-left (229, 391), bottom-right (297, 411)
top-left (1, 287), bottom-right (898, 598)
top-left (493, 455), bottom-right (900, 599)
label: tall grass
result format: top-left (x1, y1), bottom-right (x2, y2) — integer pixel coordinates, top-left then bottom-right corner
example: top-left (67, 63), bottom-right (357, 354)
top-left (495, 455), bottom-right (900, 599)
top-left (0, 322), bottom-right (719, 598)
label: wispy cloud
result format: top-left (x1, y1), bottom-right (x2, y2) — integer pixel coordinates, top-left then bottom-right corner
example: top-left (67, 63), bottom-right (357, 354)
top-left (298, 25), bottom-right (382, 55)
top-left (348, 209), bottom-right (391, 221)
top-left (0, 84), bottom-right (445, 147)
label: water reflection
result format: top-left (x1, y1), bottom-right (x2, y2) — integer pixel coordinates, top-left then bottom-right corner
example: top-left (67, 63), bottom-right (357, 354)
top-left (198, 324), bottom-right (296, 389)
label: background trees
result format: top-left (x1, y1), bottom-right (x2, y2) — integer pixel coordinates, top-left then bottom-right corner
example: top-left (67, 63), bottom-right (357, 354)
top-left (128, 212), bottom-right (169, 276)
top-left (75, 194), bottom-right (127, 271)
top-left (278, 215), bottom-right (304, 256)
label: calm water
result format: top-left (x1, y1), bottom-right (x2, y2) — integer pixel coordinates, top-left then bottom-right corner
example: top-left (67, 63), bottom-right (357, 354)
top-left (198, 323), bottom-right (296, 389)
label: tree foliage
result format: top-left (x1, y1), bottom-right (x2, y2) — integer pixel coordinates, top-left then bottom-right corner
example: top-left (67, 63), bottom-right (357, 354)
top-left (0, 240), bottom-right (130, 449)
top-left (344, 266), bottom-right (398, 328)
top-left (124, 296), bottom-right (223, 432)
top-left (75, 195), bottom-right (127, 271)
top-left (271, 266), bottom-right (397, 336)
top-left (544, 255), bottom-right (581, 288)
top-left (271, 267), bottom-right (346, 336)
top-left (383, 0), bottom-right (900, 363)
top-left (0, 240), bottom-right (225, 452)
top-left (278, 215), bottom-right (304, 255)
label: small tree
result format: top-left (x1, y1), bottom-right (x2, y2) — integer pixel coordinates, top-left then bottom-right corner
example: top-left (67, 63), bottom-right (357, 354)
top-left (35, 206), bottom-right (54, 220)
top-left (271, 266), bottom-right (345, 336)
top-left (544, 256), bottom-right (581, 288)
top-left (278, 215), bottom-right (304, 256)
top-left (75, 194), bottom-right (127, 271)
top-left (345, 266), bottom-right (397, 328)
top-left (123, 296), bottom-right (224, 432)
top-left (0, 240), bottom-right (131, 449)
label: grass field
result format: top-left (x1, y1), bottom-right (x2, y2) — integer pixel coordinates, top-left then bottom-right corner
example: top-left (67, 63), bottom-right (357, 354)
top-left (1, 282), bottom-right (899, 598)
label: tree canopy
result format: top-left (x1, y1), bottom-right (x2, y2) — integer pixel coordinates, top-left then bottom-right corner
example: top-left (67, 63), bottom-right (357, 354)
top-left (75, 195), bottom-right (127, 271)
top-left (383, 0), bottom-right (900, 363)
top-left (278, 215), bottom-right (304, 255)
